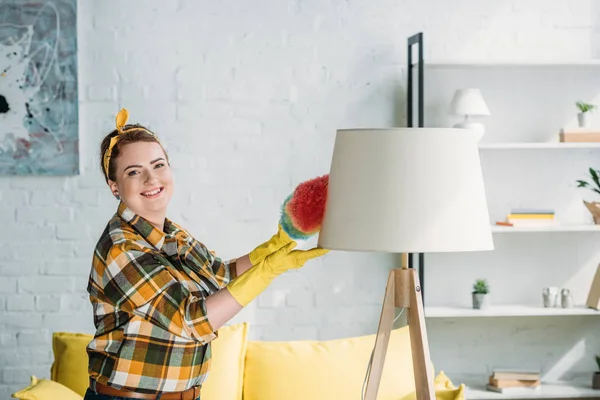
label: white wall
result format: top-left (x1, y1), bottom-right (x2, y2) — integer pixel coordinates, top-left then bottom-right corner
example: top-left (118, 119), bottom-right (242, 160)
top-left (0, 0), bottom-right (599, 396)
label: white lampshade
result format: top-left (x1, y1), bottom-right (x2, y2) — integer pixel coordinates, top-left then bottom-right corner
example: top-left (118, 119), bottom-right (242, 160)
top-left (449, 88), bottom-right (490, 116)
top-left (317, 128), bottom-right (494, 253)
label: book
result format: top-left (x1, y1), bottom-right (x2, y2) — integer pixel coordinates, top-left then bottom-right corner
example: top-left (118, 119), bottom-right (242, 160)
top-left (486, 384), bottom-right (542, 393)
top-left (489, 376), bottom-right (541, 388)
top-left (507, 214), bottom-right (554, 219)
top-left (510, 208), bottom-right (554, 215)
top-left (559, 129), bottom-right (600, 142)
top-left (506, 219), bottom-right (558, 227)
top-left (491, 369), bottom-right (541, 381)
top-left (560, 128), bottom-right (600, 134)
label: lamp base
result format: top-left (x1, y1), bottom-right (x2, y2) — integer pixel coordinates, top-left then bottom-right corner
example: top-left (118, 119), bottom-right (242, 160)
top-left (363, 267), bottom-right (435, 400)
top-left (453, 120), bottom-right (485, 136)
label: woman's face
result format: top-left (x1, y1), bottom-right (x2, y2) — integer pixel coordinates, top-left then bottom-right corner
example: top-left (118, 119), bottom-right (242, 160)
top-left (108, 141), bottom-right (174, 221)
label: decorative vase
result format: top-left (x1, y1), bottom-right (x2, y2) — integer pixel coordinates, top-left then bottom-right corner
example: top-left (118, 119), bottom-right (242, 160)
top-left (472, 293), bottom-right (490, 309)
top-left (578, 112), bottom-right (589, 128)
top-left (584, 201), bottom-right (600, 225)
top-left (561, 288), bottom-right (573, 308)
top-left (593, 372), bottom-right (600, 390)
top-left (543, 287), bottom-right (558, 307)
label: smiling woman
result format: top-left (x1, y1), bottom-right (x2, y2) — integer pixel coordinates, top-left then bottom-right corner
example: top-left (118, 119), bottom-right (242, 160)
top-left (85, 108), bottom-right (328, 400)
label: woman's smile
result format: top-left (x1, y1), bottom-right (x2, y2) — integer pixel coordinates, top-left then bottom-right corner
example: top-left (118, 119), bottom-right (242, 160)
top-left (141, 186), bottom-right (165, 198)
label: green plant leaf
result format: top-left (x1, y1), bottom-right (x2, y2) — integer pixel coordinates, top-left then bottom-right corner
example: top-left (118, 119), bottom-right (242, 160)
top-left (472, 278), bottom-right (489, 294)
top-left (590, 168), bottom-right (600, 191)
top-left (577, 180), bottom-right (589, 187)
top-left (577, 102), bottom-right (597, 113)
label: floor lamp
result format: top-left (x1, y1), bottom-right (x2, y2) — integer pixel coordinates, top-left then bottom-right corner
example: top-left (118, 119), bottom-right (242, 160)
top-left (317, 128), bottom-right (494, 400)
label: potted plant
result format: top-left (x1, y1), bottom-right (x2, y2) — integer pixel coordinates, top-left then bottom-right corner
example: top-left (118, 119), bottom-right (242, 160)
top-left (576, 167), bottom-right (600, 224)
top-left (472, 279), bottom-right (490, 309)
top-left (576, 101), bottom-right (596, 128)
top-left (594, 355), bottom-right (600, 389)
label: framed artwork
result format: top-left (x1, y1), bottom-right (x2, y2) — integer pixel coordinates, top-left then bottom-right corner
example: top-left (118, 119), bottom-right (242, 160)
top-left (0, 0), bottom-right (78, 175)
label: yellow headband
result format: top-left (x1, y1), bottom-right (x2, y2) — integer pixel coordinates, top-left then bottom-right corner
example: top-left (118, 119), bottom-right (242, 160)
top-left (102, 108), bottom-right (158, 178)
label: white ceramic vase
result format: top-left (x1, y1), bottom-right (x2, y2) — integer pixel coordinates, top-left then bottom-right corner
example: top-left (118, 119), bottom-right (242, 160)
top-left (578, 112), bottom-right (589, 128)
top-left (543, 287), bottom-right (559, 307)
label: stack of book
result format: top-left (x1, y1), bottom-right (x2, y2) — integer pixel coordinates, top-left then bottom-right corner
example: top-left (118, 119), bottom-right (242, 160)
top-left (486, 369), bottom-right (541, 394)
top-left (496, 209), bottom-right (557, 227)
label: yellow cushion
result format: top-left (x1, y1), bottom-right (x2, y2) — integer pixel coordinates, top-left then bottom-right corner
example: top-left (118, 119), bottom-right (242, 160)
top-left (51, 331), bottom-right (93, 397)
top-left (389, 370), bottom-right (465, 400)
top-left (50, 323), bottom-right (248, 400)
top-left (243, 326), bottom-right (406, 400)
top-left (12, 376), bottom-right (82, 400)
top-left (201, 322), bottom-right (249, 400)
top-left (432, 371), bottom-right (465, 400)
top-left (243, 326), bottom-right (464, 400)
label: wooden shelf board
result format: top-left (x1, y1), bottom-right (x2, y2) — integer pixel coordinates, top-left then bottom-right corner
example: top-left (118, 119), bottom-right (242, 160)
top-left (463, 381), bottom-right (600, 399)
top-left (479, 143), bottom-right (600, 149)
top-left (491, 225), bottom-right (600, 233)
top-left (425, 305), bottom-right (599, 318)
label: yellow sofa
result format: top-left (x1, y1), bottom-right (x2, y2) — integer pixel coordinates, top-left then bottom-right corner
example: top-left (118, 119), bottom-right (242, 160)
top-left (12, 323), bottom-right (464, 400)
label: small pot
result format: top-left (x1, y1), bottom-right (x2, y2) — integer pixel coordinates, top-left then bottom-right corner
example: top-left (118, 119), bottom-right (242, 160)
top-left (578, 112), bottom-right (589, 128)
top-left (593, 372), bottom-right (600, 390)
top-left (472, 293), bottom-right (490, 309)
top-left (584, 201), bottom-right (600, 225)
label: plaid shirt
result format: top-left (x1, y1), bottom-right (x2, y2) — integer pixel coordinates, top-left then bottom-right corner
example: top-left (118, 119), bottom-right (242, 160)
top-left (87, 202), bottom-right (236, 393)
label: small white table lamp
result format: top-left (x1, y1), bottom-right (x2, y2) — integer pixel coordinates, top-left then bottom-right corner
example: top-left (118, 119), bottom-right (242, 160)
top-left (449, 88), bottom-right (491, 136)
top-left (318, 128), bottom-right (494, 400)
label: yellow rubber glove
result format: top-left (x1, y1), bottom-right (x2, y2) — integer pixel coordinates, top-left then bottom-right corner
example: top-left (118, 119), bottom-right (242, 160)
top-left (248, 225), bottom-right (294, 266)
top-left (227, 241), bottom-right (329, 307)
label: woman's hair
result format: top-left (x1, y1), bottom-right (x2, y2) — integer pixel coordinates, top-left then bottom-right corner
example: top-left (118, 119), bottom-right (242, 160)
top-left (99, 124), bottom-right (169, 183)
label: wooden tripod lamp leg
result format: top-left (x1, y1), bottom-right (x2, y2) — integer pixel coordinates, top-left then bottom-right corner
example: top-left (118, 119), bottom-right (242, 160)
top-left (407, 268), bottom-right (435, 400)
top-left (363, 269), bottom-right (396, 400)
top-left (364, 260), bottom-right (435, 400)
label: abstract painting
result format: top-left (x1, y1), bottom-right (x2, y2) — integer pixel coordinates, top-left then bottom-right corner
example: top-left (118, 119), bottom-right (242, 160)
top-left (0, 0), bottom-right (78, 175)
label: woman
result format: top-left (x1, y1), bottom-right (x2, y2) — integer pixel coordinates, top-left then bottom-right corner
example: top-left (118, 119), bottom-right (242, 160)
top-left (85, 108), bottom-right (328, 400)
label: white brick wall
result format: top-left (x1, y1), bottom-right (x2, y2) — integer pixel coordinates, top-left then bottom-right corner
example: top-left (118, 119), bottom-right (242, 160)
top-left (1, 0), bottom-right (599, 397)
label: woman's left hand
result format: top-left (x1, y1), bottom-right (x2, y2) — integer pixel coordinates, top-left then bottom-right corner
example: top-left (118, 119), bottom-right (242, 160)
top-left (248, 224), bottom-right (293, 266)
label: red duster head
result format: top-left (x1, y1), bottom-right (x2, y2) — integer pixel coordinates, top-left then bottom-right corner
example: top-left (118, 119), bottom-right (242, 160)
top-left (280, 174), bottom-right (329, 239)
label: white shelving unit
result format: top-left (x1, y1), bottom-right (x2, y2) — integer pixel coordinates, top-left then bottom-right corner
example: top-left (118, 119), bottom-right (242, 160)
top-left (423, 60), bottom-right (600, 68)
top-left (463, 381), bottom-right (600, 400)
top-left (425, 305), bottom-right (599, 318)
top-left (491, 225), bottom-right (600, 233)
top-left (421, 59), bottom-right (600, 400)
top-left (479, 143), bottom-right (600, 150)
